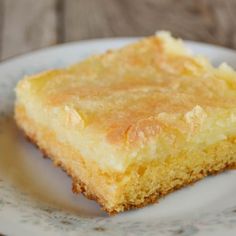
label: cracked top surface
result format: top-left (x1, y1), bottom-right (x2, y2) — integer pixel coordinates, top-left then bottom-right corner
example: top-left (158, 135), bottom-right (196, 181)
top-left (16, 32), bottom-right (236, 148)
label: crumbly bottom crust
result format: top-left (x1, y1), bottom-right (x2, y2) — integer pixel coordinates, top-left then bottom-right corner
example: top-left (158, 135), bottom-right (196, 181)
top-left (21, 130), bottom-right (236, 215)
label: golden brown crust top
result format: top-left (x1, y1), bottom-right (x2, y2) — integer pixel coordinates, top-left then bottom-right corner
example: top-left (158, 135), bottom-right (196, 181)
top-left (16, 32), bottom-right (236, 146)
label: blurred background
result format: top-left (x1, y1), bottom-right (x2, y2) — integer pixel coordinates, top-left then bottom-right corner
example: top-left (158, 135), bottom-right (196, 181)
top-left (0, 0), bottom-right (235, 61)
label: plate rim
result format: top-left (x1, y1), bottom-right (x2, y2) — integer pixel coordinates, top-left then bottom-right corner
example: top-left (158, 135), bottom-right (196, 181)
top-left (1, 36), bottom-right (236, 67)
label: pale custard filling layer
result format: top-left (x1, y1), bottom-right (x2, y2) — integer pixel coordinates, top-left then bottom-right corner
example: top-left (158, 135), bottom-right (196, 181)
top-left (17, 91), bottom-right (236, 173)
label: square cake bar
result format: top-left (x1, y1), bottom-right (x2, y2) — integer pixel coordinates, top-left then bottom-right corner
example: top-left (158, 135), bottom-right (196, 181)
top-left (15, 32), bottom-right (236, 214)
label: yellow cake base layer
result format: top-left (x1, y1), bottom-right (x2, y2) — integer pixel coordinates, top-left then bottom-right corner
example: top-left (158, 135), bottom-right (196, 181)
top-left (15, 105), bottom-right (236, 214)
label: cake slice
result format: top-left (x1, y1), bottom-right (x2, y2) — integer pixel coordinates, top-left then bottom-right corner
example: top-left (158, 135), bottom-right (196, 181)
top-left (15, 32), bottom-right (236, 214)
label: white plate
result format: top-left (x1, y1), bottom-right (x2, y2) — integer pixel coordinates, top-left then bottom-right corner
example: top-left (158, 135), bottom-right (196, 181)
top-left (0, 38), bottom-right (236, 236)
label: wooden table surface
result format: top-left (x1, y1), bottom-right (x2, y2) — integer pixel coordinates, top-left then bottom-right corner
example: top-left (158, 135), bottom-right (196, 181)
top-left (0, 0), bottom-right (236, 61)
